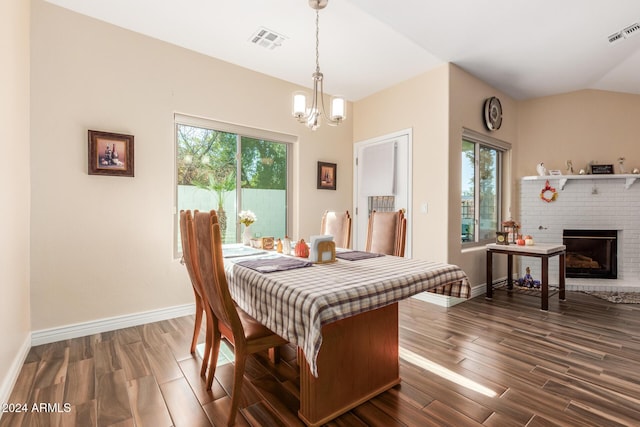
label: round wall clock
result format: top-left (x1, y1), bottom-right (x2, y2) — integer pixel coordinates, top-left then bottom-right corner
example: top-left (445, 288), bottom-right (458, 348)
top-left (484, 96), bottom-right (503, 131)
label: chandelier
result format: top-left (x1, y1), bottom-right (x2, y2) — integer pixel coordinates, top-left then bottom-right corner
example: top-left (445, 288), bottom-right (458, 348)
top-left (292, 0), bottom-right (346, 130)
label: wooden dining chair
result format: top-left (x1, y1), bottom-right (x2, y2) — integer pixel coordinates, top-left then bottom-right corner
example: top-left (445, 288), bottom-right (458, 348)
top-left (193, 210), bottom-right (288, 426)
top-left (365, 209), bottom-right (407, 257)
top-left (320, 210), bottom-right (352, 248)
top-left (179, 210), bottom-right (213, 378)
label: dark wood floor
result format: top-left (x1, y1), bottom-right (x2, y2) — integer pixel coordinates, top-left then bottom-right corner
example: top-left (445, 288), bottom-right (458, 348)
top-left (2, 290), bottom-right (640, 427)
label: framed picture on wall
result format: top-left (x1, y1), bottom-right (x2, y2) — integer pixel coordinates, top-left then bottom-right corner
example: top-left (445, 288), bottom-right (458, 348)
top-left (88, 130), bottom-right (135, 177)
top-left (317, 161), bottom-right (337, 190)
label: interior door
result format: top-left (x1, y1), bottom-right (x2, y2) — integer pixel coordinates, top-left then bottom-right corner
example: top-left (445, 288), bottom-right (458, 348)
top-left (353, 130), bottom-right (412, 256)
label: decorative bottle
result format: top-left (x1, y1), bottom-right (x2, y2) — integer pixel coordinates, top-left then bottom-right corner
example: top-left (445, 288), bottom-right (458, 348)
top-left (282, 236), bottom-right (291, 255)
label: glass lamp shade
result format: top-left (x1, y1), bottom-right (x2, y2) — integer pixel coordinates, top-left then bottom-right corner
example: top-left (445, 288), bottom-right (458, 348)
top-left (330, 96), bottom-right (346, 121)
top-left (292, 92), bottom-right (307, 118)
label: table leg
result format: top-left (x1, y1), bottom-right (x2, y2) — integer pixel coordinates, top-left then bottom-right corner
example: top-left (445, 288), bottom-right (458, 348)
top-left (541, 256), bottom-right (549, 311)
top-left (486, 251), bottom-right (493, 300)
top-left (507, 254), bottom-right (513, 290)
top-left (559, 252), bottom-right (566, 301)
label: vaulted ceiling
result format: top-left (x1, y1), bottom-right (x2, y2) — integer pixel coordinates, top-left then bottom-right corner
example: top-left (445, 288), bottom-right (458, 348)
top-left (45, 0), bottom-right (640, 101)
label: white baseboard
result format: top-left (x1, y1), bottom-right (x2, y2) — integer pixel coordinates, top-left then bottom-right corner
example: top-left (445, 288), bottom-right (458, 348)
top-left (0, 334), bottom-right (31, 417)
top-left (31, 303), bottom-right (196, 346)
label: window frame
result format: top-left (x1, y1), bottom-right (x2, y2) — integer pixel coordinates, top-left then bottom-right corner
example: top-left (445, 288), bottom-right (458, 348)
top-left (174, 113), bottom-right (295, 258)
top-left (461, 128), bottom-right (511, 248)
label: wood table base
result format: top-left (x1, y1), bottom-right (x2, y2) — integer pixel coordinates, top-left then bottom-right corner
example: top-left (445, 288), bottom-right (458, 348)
top-left (486, 244), bottom-right (566, 311)
top-left (297, 303), bottom-right (400, 427)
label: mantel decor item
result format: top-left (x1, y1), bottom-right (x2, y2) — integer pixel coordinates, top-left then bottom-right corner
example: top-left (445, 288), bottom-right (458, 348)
top-left (88, 130), bottom-right (134, 177)
top-left (540, 180), bottom-right (558, 203)
top-left (591, 164), bottom-right (614, 175)
top-left (317, 161), bottom-right (337, 190)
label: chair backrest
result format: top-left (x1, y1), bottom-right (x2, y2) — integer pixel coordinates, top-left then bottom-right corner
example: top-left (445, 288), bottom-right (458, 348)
top-left (365, 209), bottom-right (407, 257)
top-left (193, 210), bottom-right (243, 341)
top-left (179, 210), bottom-right (206, 303)
top-left (320, 210), bottom-right (352, 249)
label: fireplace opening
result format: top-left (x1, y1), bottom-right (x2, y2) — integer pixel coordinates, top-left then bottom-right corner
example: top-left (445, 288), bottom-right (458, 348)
top-left (563, 229), bottom-right (617, 279)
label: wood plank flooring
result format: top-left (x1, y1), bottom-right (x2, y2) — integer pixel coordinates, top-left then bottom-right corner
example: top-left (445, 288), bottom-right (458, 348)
top-left (2, 291), bottom-right (640, 426)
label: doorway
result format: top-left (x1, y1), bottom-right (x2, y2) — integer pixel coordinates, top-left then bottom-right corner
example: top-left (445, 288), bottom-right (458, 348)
top-left (353, 129), bottom-right (412, 256)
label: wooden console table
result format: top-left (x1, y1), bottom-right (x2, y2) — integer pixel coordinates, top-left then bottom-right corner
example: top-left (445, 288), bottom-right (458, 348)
top-left (486, 243), bottom-right (566, 311)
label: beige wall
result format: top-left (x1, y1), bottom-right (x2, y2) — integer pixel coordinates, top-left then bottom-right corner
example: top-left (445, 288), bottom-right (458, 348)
top-left (30, 0), bottom-right (352, 331)
top-left (0, 0), bottom-right (31, 401)
top-left (354, 64), bottom-right (518, 286)
top-left (448, 65), bottom-right (518, 285)
top-left (517, 90), bottom-right (640, 177)
top-left (353, 65), bottom-right (450, 262)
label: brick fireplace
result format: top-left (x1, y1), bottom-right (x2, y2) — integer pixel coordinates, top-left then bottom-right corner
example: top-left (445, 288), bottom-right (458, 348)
top-left (519, 175), bottom-right (640, 291)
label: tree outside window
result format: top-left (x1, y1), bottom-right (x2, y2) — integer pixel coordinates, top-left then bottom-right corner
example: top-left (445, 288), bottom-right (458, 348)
top-left (461, 139), bottom-right (501, 244)
top-left (176, 123), bottom-right (288, 249)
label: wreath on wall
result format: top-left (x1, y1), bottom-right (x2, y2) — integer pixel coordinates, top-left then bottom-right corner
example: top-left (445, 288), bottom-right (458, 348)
top-left (540, 180), bottom-right (558, 203)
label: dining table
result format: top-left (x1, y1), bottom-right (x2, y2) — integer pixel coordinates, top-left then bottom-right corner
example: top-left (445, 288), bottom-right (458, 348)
top-left (222, 245), bottom-right (471, 427)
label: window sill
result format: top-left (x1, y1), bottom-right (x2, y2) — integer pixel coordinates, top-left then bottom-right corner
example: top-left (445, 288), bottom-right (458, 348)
top-left (461, 243), bottom-right (490, 254)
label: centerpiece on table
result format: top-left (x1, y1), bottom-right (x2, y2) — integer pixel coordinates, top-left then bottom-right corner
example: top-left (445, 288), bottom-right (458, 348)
top-left (239, 210), bottom-right (257, 245)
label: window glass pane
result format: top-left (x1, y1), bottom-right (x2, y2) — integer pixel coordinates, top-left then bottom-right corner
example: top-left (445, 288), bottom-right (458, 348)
top-left (177, 124), bottom-right (238, 244)
top-left (461, 140), bottom-right (475, 243)
top-left (240, 137), bottom-right (287, 240)
top-left (478, 146), bottom-right (498, 241)
top-left (176, 119), bottom-right (290, 254)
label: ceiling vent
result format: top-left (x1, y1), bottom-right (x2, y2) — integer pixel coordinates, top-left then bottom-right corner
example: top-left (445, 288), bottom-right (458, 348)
top-left (622, 23), bottom-right (640, 38)
top-left (608, 32), bottom-right (624, 44)
top-left (250, 27), bottom-right (287, 50)
top-left (608, 21), bottom-right (640, 44)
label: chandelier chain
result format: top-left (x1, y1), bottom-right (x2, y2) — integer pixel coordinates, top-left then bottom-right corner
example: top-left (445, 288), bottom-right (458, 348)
top-left (291, 0), bottom-right (345, 129)
top-left (315, 8), bottom-right (320, 73)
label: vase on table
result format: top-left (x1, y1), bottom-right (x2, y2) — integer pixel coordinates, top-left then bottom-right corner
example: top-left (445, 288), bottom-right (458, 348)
top-left (242, 225), bottom-right (252, 245)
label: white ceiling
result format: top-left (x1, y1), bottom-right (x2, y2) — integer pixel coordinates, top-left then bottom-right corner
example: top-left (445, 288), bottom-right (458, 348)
top-left (44, 0), bottom-right (640, 101)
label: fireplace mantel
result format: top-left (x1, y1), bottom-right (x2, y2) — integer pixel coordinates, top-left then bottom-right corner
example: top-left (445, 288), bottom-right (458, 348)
top-left (522, 174), bottom-right (639, 190)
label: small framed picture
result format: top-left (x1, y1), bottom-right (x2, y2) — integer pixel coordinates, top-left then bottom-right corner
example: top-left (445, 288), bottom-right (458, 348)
top-left (548, 170), bottom-right (562, 176)
top-left (88, 130), bottom-right (134, 177)
top-left (317, 161), bottom-right (337, 190)
top-left (591, 164), bottom-right (614, 175)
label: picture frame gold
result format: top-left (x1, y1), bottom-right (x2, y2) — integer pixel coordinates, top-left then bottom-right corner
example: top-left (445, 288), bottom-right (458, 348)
top-left (88, 130), bottom-right (134, 177)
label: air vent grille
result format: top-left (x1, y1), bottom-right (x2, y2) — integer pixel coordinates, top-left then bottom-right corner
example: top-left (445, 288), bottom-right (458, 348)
top-left (250, 27), bottom-right (287, 50)
top-left (608, 32), bottom-right (624, 44)
top-left (608, 21), bottom-right (640, 44)
top-left (623, 23), bottom-right (640, 38)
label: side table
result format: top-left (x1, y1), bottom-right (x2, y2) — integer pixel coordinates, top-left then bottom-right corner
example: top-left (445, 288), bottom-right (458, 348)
top-left (486, 243), bottom-right (566, 311)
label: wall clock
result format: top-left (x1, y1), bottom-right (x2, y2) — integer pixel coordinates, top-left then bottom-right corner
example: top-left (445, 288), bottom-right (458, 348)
top-left (484, 96), bottom-right (503, 131)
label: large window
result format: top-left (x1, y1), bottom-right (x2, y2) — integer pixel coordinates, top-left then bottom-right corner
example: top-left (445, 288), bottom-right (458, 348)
top-left (175, 114), bottom-right (293, 255)
top-left (461, 129), bottom-right (510, 245)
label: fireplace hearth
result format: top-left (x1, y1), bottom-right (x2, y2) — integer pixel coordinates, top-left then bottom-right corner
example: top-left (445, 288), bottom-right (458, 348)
top-left (563, 229), bottom-right (617, 279)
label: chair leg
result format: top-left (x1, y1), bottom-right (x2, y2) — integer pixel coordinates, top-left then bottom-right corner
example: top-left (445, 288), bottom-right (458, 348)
top-left (191, 293), bottom-right (203, 354)
top-left (206, 322), bottom-right (222, 391)
top-left (200, 310), bottom-right (214, 378)
top-left (268, 346), bottom-right (281, 364)
top-left (228, 354), bottom-right (247, 426)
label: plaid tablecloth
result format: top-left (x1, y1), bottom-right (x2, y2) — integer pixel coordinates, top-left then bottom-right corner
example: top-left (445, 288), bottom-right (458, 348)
top-left (224, 254), bottom-right (470, 376)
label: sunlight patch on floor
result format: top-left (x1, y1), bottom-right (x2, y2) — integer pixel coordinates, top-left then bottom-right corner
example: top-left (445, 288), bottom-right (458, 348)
top-left (196, 339), bottom-right (235, 366)
top-left (399, 347), bottom-right (497, 397)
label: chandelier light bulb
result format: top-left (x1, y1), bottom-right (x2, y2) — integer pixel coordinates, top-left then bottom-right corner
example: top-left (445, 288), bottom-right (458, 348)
top-left (291, 0), bottom-right (346, 130)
